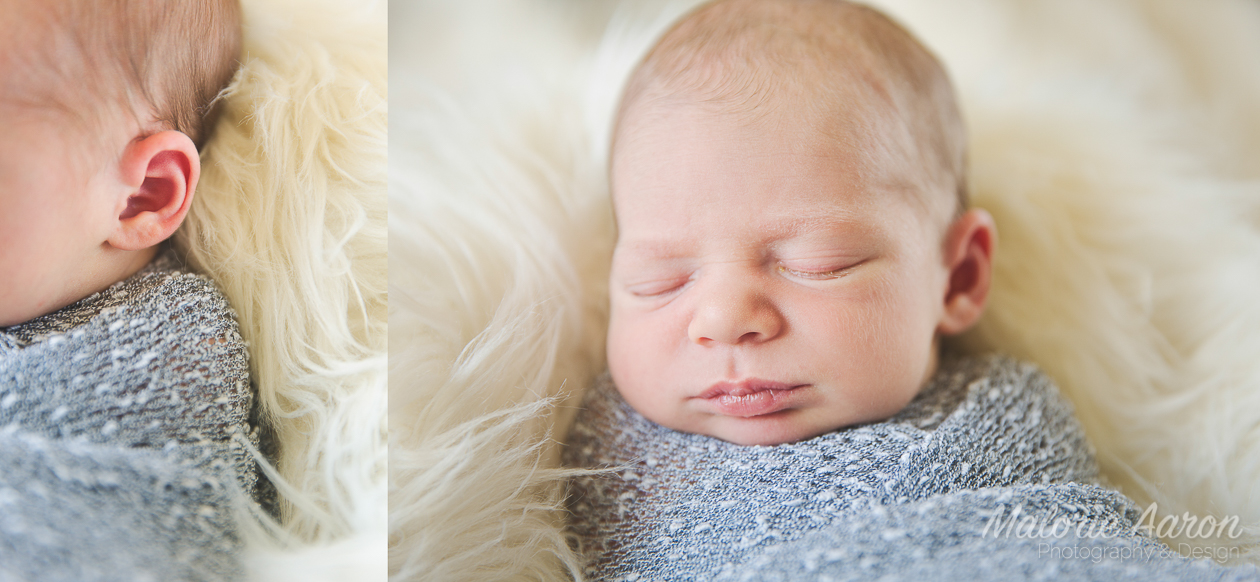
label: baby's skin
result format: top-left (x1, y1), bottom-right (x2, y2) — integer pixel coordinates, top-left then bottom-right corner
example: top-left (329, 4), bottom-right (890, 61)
top-left (0, 102), bottom-right (198, 327)
top-left (567, 4), bottom-right (1258, 579)
top-left (0, 0), bottom-right (237, 327)
top-left (605, 0), bottom-right (997, 446)
top-left (0, 2), bottom-right (258, 576)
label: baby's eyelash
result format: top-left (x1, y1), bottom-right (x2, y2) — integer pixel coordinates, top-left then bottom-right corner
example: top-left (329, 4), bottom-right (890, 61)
top-left (627, 276), bottom-right (692, 297)
top-left (777, 264), bottom-right (854, 280)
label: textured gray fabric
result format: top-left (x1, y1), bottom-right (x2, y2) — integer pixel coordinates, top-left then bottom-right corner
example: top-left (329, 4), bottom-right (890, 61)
top-left (0, 248), bottom-right (258, 581)
top-left (564, 354), bottom-right (1259, 581)
top-left (721, 485), bottom-right (1260, 581)
top-left (0, 431), bottom-right (242, 581)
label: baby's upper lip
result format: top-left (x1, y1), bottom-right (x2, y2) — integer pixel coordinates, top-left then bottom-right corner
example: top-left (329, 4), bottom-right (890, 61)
top-left (698, 379), bottom-right (802, 399)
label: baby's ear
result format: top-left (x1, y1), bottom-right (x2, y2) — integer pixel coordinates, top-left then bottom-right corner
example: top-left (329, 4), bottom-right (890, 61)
top-left (937, 208), bottom-right (997, 335)
top-left (107, 131), bottom-right (200, 251)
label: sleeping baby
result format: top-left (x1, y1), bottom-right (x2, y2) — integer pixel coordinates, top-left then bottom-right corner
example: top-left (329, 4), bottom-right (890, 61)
top-left (565, 1), bottom-right (1259, 579)
top-left (0, 1), bottom-right (266, 578)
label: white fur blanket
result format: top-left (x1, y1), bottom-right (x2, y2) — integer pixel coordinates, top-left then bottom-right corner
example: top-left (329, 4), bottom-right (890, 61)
top-left (392, 0), bottom-right (1260, 579)
top-left (176, 0), bottom-right (387, 579)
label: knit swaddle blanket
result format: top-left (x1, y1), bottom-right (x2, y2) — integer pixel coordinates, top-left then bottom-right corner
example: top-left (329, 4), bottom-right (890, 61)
top-left (0, 249), bottom-right (261, 581)
top-left (565, 355), bottom-right (1260, 581)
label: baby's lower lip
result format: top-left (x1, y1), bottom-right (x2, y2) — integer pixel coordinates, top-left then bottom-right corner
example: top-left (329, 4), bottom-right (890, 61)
top-left (698, 382), bottom-right (806, 417)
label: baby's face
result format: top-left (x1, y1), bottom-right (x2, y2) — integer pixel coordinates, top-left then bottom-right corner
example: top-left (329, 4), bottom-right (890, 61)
top-left (0, 14), bottom-right (130, 328)
top-left (607, 98), bottom-right (953, 445)
top-left (0, 104), bottom-right (123, 327)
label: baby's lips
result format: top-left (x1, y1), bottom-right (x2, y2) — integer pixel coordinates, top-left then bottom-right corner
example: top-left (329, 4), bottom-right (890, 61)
top-left (698, 378), bottom-right (799, 399)
top-left (695, 379), bottom-right (807, 417)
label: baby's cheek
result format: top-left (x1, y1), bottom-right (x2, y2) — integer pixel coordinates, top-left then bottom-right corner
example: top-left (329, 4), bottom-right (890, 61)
top-left (803, 278), bottom-right (928, 406)
top-left (607, 307), bottom-right (693, 427)
top-left (802, 284), bottom-right (889, 350)
top-left (607, 312), bottom-right (657, 394)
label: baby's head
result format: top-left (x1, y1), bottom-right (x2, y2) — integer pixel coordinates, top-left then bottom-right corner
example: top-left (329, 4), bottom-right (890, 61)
top-left (607, 0), bottom-right (996, 445)
top-left (0, 0), bottom-right (241, 327)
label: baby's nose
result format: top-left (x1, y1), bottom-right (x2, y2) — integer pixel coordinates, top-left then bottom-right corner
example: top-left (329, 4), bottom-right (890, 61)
top-left (687, 274), bottom-right (783, 346)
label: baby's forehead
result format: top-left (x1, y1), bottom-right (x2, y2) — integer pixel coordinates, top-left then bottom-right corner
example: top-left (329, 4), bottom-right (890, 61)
top-left (614, 0), bottom-right (966, 224)
top-left (611, 92), bottom-right (954, 239)
top-left (617, 0), bottom-right (941, 166)
top-left (615, 67), bottom-right (926, 180)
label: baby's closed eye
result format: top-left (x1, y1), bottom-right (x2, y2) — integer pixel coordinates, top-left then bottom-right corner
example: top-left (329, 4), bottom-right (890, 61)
top-left (623, 274), bottom-right (693, 297)
top-left (776, 258), bottom-right (867, 281)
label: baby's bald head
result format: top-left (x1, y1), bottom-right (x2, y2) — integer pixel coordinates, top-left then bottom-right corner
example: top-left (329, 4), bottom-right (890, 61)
top-left (615, 0), bottom-right (966, 222)
top-left (0, 0), bottom-right (242, 153)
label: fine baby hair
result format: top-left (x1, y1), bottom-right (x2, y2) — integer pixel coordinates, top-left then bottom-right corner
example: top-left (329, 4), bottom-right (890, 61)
top-left (617, 0), bottom-right (967, 216)
top-left (2, 0), bottom-right (241, 152)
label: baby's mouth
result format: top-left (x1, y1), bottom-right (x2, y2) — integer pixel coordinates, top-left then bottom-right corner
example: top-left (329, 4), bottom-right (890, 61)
top-left (697, 379), bottom-right (806, 417)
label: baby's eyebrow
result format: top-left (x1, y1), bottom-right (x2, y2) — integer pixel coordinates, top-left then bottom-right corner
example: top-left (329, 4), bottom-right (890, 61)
top-left (615, 214), bottom-right (876, 254)
top-left (778, 214), bottom-right (870, 235)
top-left (613, 240), bottom-right (693, 261)
top-left (755, 214), bottom-right (883, 249)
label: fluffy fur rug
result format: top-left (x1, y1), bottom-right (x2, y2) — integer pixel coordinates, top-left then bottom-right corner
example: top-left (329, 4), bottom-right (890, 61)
top-left (392, 0), bottom-right (1260, 579)
top-left (175, 0), bottom-right (387, 579)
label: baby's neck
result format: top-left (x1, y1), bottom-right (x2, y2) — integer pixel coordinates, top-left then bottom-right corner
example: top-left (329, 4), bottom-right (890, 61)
top-left (117, 245), bottom-right (161, 280)
top-left (18, 244), bottom-right (161, 328)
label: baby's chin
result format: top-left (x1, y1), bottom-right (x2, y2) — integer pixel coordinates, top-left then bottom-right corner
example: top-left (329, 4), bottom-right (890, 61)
top-left (676, 408), bottom-right (856, 447)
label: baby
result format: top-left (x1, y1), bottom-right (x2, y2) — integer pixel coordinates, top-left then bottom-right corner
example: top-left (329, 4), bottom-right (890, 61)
top-left (563, 1), bottom-right (1250, 579)
top-left (603, 0), bottom-right (990, 449)
top-left (0, 1), bottom-right (264, 578)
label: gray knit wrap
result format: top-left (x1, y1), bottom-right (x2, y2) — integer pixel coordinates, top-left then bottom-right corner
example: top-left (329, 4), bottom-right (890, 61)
top-left (0, 249), bottom-right (259, 581)
top-left (564, 354), bottom-right (1259, 581)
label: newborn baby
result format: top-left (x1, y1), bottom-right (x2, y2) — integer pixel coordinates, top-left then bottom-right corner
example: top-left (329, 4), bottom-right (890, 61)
top-left (0, 1), bottom-right (263, 578)
top-left (602, 0), bottom-right (991, 448)
top-left (564, 1), bottom-right (1253, 579)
